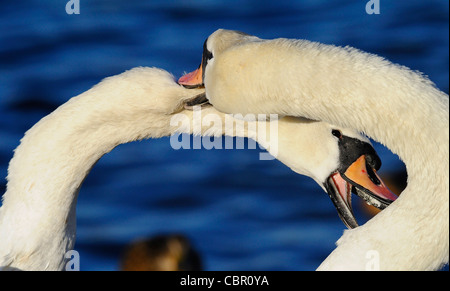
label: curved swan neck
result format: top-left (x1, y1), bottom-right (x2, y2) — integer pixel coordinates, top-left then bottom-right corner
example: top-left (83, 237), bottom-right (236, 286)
top-left (0, 68), bottom-right (203, 270)
top-left (212, 39), bottom-right (449, 270)
top-left (289, 46), bottom-right (449, 270)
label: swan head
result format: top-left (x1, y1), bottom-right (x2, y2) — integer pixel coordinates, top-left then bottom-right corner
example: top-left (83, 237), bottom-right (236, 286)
top-left (178, 29), bottom-right (260, 89)
top-left (271, 117), bottom-right (397, 229)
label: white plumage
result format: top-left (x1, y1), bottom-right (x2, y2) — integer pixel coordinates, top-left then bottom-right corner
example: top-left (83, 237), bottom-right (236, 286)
top-left (0, 67), bottom-right (375, 270)
top-left (179, 29), bottom-right (449, 270)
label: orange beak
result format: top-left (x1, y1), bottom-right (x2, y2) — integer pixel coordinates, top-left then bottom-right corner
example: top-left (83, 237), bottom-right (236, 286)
top-left (178, 64), bottom-right (204, 88)
top-left (343, 155), bottom-right (398, 208)
top-left (325, 154), bottom-right (398, 229)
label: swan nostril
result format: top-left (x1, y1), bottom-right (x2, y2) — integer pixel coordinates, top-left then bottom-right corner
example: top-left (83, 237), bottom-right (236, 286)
top-left (366, 154), bottom-right (381, 171)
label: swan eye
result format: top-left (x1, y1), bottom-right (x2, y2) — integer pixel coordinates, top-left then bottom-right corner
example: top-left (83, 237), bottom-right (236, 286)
top-left (332, 129), bottom-right (342, 139)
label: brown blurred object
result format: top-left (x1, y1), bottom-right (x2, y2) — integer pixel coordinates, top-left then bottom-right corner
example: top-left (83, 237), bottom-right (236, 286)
top-left (120, 234), bottom-right (202, 271)
top-left (360, 168), bottom-right (408, 217)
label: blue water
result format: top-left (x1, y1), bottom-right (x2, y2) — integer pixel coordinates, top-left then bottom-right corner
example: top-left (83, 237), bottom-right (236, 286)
top-left (0, 1), bottom-right (448, 271)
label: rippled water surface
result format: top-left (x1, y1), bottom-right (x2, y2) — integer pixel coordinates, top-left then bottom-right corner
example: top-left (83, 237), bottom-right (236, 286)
top-left (0, 0), bottom-right (448, 270)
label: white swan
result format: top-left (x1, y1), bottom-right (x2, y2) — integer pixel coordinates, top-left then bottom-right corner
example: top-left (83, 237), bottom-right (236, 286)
top-left (178, 29), bottom-right (449, 270)
top-left (0, 67), bottom-right (393, 270)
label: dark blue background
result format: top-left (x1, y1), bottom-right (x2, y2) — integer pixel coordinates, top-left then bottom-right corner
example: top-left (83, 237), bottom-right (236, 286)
top-left (0, 0), bottom-right (448, 270)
